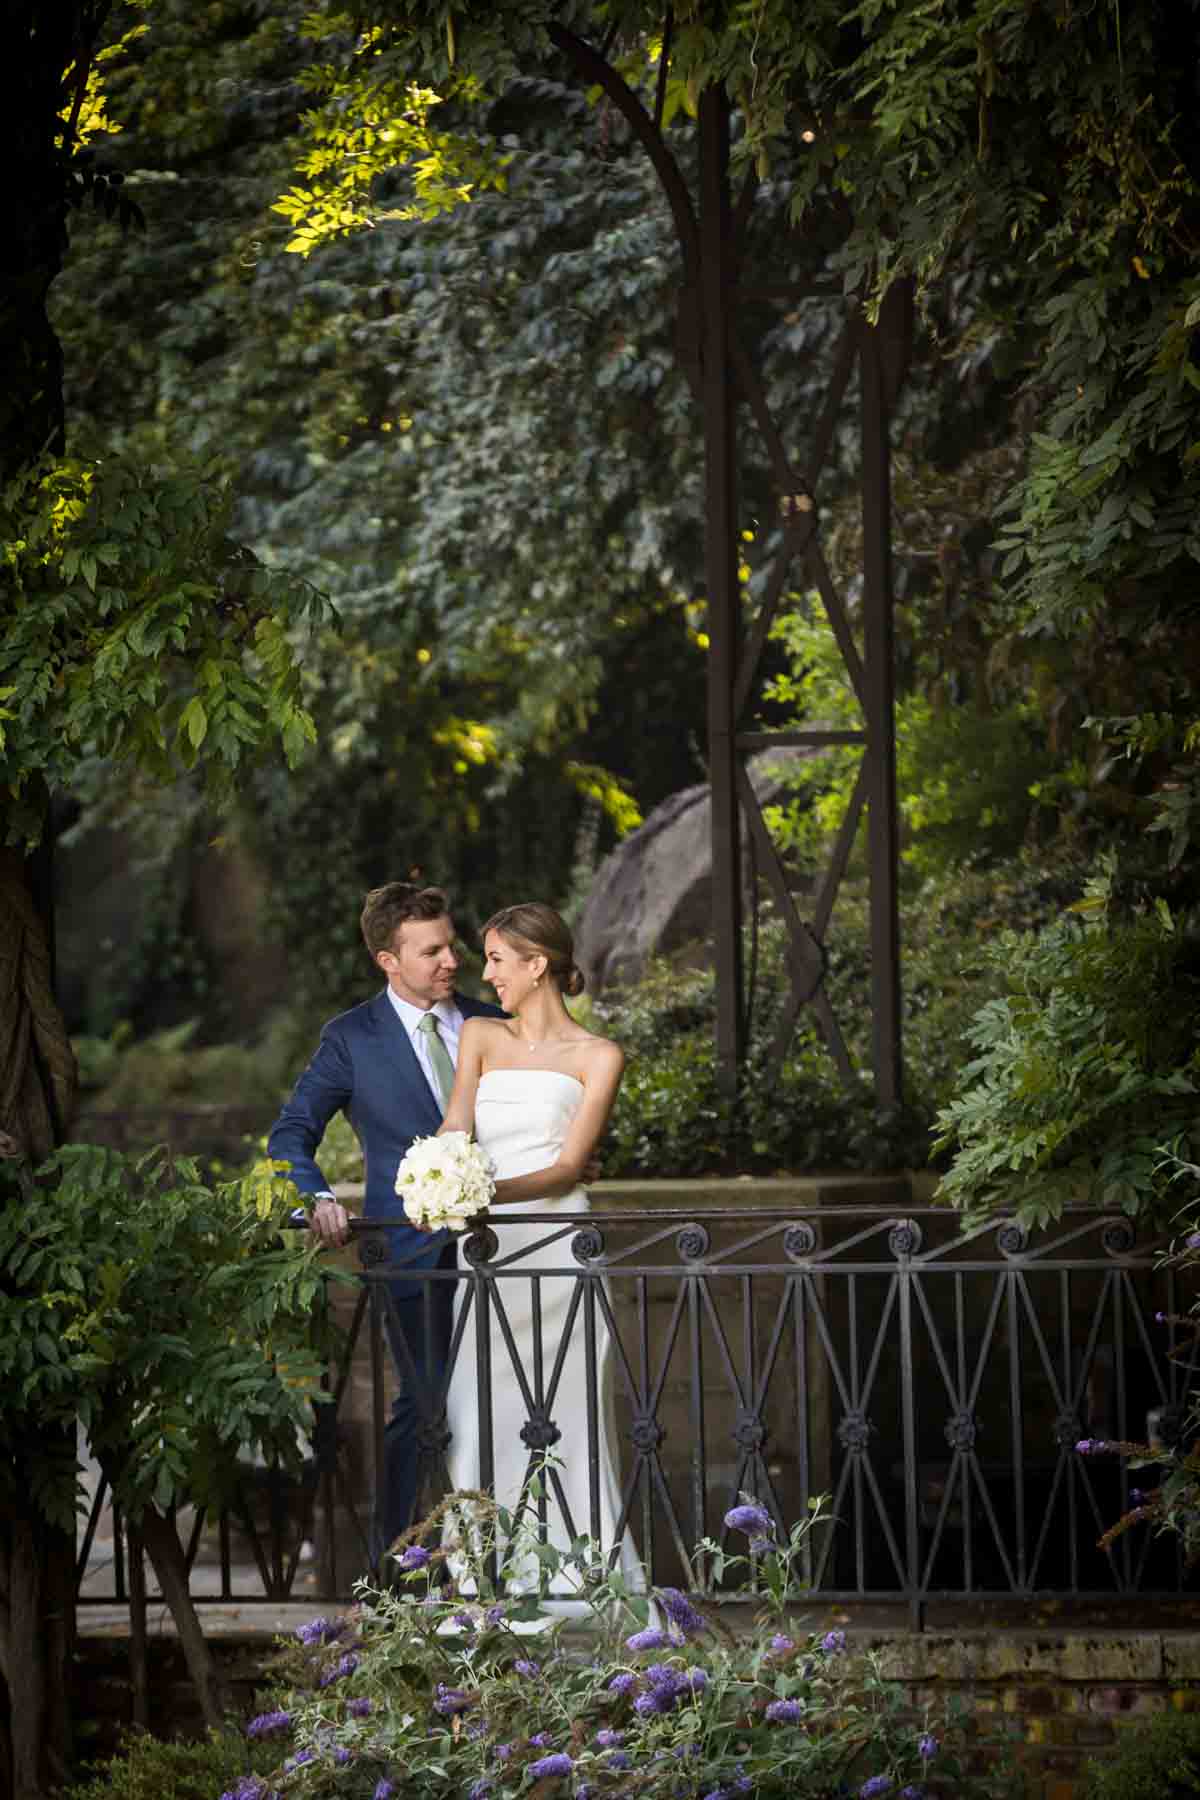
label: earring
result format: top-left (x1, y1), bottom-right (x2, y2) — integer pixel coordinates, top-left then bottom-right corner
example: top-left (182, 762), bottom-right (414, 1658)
top-left (534, 975), bottom-right (541, 989)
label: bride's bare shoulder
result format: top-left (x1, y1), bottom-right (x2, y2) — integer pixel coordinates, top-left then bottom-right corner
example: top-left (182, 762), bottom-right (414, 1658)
top-left (576, 1032), bottom-right (625, 1076)
top-left (461, 1016), bottom-right (512, 1045)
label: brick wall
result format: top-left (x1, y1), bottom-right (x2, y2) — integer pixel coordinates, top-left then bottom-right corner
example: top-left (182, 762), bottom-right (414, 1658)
top-left (872, 1630), bottom-right (1200, 1797)
top-left (75, 1627), bottom-right (1200, 1794)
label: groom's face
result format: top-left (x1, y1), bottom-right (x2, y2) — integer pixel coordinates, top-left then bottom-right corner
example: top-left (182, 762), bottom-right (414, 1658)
top-left (377, 913), bottom-right (459, 1010)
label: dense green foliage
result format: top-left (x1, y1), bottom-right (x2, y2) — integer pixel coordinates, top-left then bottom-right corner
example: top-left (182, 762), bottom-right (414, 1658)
top-left (0, 1145), bottom-right (336, 1529)
top-left (1, 455), bottom-right (329, 845)
top-left (65, 1734), bottom-right (282, 1800)
top-left (1082, 1704), bottom-right (1200, 1799)
top-left (588, 858), bottom-right (1074, 1178)
top-left (933, 871), bottom-right (1200, 1228)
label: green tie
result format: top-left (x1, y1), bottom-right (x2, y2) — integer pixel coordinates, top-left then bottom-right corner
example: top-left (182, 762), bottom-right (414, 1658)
top-left (417, 1011), bottom-right (456, 1109)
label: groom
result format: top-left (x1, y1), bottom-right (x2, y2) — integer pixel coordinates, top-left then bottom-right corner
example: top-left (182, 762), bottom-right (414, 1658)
top-left (268, 881), bottom-right (504, 1563)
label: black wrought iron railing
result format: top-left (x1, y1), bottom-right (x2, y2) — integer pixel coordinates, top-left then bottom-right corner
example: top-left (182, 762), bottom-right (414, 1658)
top-left (76, 1206), bottom-right (1199, 1628)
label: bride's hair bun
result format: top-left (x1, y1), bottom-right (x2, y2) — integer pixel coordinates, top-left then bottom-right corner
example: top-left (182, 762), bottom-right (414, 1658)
top-left (482, 902), bottom-right (585, 997)
top-left (564, 963), bottom-right (586, 999)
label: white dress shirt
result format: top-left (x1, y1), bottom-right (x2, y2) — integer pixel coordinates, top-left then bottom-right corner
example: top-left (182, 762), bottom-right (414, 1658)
top-left (387, 988), bottom-right (464, 1106)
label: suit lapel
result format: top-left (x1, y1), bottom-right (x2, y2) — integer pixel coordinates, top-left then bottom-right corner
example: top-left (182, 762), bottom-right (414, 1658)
top-left (366, 989), bottom-right (442, 1131)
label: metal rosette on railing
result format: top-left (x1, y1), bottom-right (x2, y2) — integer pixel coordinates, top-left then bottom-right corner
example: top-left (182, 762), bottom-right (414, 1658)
top-left (571, 1225), bottom-right (606, 1265)
top-left (995, 1220), bottom-right (1028, 1259)
top-left (357, 1231), bottom-right (390, 1269)
top-left (782, 1221), bottom-right (818, 1262)
top-left (1100, 1217), bottom-right (1136, 1257)
top-left (461, 1224), bottom-right (500, 1266)
top-left (887, 1218), bottom-right (923, 1259)
top-left (674, 1222), bottom-right (710, 1263)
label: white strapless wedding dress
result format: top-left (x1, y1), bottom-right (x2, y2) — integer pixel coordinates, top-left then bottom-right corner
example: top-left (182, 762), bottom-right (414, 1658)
top-left (444, 1068), bottom-right (641, 1600)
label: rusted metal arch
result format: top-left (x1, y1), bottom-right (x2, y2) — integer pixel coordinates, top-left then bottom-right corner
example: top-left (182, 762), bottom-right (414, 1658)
top-left (549, 23), bottom-right (910, 1107)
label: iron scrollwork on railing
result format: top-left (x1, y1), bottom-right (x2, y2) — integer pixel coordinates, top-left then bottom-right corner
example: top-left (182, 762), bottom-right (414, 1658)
top-left (75, 1203), bottom-right (1195, 1624)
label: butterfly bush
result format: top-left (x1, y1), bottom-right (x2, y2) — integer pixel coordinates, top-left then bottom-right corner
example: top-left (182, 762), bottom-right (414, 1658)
top-left (394, 1130), bottom-right (494, 1231)
top-left (229, 1483), bottom-right (1008, 1799)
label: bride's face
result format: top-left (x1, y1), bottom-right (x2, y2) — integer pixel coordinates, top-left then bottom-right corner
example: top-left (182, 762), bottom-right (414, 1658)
top-left (483, 931), bottom-right (544, 1011)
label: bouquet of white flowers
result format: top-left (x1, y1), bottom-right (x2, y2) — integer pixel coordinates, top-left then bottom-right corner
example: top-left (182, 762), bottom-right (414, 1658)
top-left (394, 1130), bottom-right (495, 1231)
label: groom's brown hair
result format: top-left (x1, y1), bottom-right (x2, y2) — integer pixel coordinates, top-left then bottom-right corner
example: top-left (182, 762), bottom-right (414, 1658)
top-left (360, 882), bottom-right (450, 956)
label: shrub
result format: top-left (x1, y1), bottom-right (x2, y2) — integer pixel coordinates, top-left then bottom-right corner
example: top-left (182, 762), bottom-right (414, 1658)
top-left (593, 855), bottom-right (1078, 1179)
top-left (228, 1482), bottom-right (1014, 1799)
top-left (1082, 1707), bottom-right (1200, 1798)
top-left (64, 1731), bottom-right (281, 1800)
top-left (933, 870), bottom-right (1200, 1229)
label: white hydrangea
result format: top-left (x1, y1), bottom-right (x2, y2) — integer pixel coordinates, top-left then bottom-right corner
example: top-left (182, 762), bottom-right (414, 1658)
top-left (395, 1130), bottom-right (495, 1231)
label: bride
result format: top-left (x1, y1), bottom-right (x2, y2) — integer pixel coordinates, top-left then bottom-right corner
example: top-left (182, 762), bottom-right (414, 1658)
top-left (437, 902), bottom-right (636, 1597)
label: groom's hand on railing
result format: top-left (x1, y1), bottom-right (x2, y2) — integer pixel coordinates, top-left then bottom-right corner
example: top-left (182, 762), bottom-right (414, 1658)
top-left (309, 1193), bottom-right (353, 1248)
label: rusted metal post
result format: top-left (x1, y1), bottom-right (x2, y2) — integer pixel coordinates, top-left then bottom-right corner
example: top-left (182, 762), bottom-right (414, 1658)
top-left (698, 88), bottom-right (744, 1098)
top-left (859, 313), bottom-right (902, 1106)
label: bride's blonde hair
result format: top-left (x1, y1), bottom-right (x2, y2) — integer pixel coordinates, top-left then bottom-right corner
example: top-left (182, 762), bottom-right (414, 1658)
top-left (482, 902), bottom-right (585, 998)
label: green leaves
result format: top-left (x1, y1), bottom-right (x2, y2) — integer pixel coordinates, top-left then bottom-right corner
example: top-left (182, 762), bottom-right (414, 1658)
top-left (0, 1146), bottom-right (341, 1531)
top-left (0, 453), bottom-right (336, 844)
top-left (934, 893), bottom-right (1200, 1231)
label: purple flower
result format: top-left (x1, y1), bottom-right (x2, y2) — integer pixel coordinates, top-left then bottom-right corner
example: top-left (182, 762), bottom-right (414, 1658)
top-left (634, 1691), bottom-right (665, 1717)
top-left (529, 1731), bottom-right (552, 1748)
top-left (749, 1536), bottom-right (774, 1557)
top-left (245, 1710), bottom-right (292, 1738)
top-left (770, 1633), bottom-right (795, 1653)
top-left (1186, 1232), bottom-right (1200, 1249)
top-left (494, 1744), bottom-right (513, 1763)
top-left (626, 1626), bottom-right (671, 1652)
top-left (765, 1698), bottom-right (803, 1724)
top-left (528, 1752), bottom-right (573, 1778)
top-left (484, 1604), bottom-right (504, 1625)
top-left (657, 1587), bottom-right (708, 1637)
top-left (860, 1779), bottom-right (892, 1798)
top-left (396, 1544), bottom-right (431, 1571)
top-left (513, 1658), bottom-right (540, 1677)
top-left (220, 1782), bottom-right (268, 1800)
top-left (318, 1651), bottom-right (359, 1687)
top-left (296, 1616), bottom-right (343, 1646)
top-left (452, 1610), bottom-right (477, 1633)
top-left (723, 1502), bottom-right (773, 1537)
top-left (333, 1748), bottom-right (351, 1766)
top-left (900, 1788), bottom-right (926, 1799)
top-left (468, 1783), bottom-right (491, 1800)
top-left (373, 1782), bottom-right (396, 1800)
top-left (434, 1683), bottom-right (473, 1716)
top-left (820, 1629), bottom-right (846, 1653)
top-left (608, 1671), bottom-right (637, 1696)
top-left (595, 1729), bottom-right (624, 1748)
top-left (918, 1732), bottom-right (938, 1759)
top-left (1130, 1487), bottom-right (1145, 1505)
top-left (346, 1696), bottom-right (372, 1718)
top-left (605, 1751), bottom-right (633, 1770)
top-left (1075, 1438), bottom-right (1109, 1455)
top-left (684, 1667), bottom-right (709, 1693)
top-left (1156, 1311), bottom-right (1168, 1323)
top-left (283, 1750), bottom-right (314, 1771)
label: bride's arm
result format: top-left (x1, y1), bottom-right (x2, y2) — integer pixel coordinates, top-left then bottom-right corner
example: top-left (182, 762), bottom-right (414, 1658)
top-left (437, 1018), bottom-right (489, 1136)
top-left (490, 1040), bottom-right (625, 1204)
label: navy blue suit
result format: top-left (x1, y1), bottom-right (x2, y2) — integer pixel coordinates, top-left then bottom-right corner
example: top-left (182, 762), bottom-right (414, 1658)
top-left (268, 986), bottom-right (503, 1559)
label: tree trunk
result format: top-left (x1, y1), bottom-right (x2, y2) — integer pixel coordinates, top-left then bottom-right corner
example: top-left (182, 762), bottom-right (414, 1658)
top-left (1, 4), bottom-right (112, 1786)
top-left (135, 1508), bottom-right (229, 1730)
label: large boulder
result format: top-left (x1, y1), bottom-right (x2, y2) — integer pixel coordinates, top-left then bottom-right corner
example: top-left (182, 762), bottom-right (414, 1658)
top-left (575, 749), bottom-right (813, 991)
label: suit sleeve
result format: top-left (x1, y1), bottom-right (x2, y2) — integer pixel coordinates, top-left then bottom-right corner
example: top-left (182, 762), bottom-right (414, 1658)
top-left (267, 1024), bottom-right (353, 1200)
